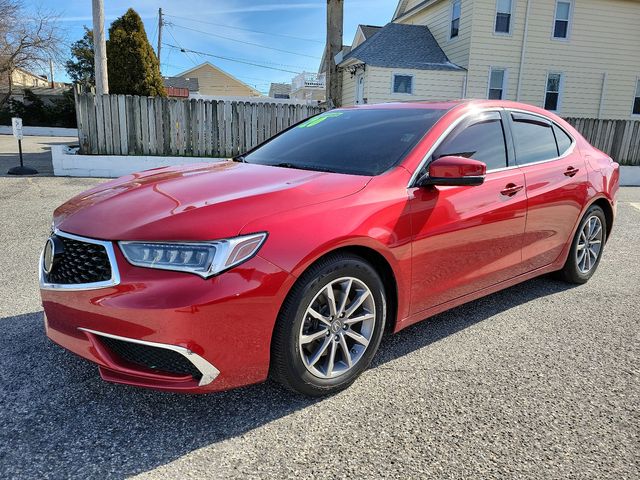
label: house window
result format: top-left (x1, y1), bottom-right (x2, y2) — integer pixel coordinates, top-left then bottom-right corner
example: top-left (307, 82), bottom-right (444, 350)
top-left (544, 72), bottom-right (562, 111)
top-left (393, 74), bottom-right (413, 94)
top-left (450, 0), bottom-right (461, 38)
top-left (633, 79), bottom-right (640, 115)
top-left (488, 68), bottom-right (506, 99)
top-left (553, 1), bottom-right (571, 39)
top-left (495, 0), bottom-right (513, 34)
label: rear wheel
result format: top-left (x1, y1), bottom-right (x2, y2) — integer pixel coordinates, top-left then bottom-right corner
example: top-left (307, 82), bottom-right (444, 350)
top-left (558, 205), bottom-right (607, 284)
top-left (271, 253), bottom-right (386, 397)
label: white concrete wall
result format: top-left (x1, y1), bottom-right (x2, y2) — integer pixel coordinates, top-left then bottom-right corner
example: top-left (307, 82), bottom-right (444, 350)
top-left (51, 146), bottom-right (224, 178)
top-left (0, 126), bottom-right (78, 137)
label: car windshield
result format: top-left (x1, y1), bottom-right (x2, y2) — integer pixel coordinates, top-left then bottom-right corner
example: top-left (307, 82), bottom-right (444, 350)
top-left (241, 108), bottom-right (448, 176)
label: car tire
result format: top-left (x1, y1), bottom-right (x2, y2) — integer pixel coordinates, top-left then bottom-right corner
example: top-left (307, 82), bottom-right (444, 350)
top-left (558, 205), bottom-right (607, 284)
top-left (270, 253), bottom-right (387, 397)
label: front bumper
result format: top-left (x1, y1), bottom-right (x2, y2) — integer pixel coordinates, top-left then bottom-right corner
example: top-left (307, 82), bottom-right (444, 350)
top-left (41, 234), bottom-right (295, 393)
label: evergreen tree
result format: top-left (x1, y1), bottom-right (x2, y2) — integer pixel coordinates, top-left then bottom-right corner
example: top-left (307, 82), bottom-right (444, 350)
top-left (106, 9), bottom-right (166, 96)
top-left (65, 27), bottom-right (95, 89)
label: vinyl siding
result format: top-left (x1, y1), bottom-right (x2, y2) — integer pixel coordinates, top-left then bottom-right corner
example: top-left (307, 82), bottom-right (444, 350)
top-left (345, 66), bottom-right (465, 105)
top-left (342, 69), bottom-right (357, 106)
top-left (179, 64), bottom-right (261, 97)
top-left (465, 0), bottom-right (640, 118)
top-left (398, 0), bottom-right (472, 68)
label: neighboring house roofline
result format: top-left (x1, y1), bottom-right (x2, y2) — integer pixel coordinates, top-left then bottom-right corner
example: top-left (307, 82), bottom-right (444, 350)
top-left (393, 0), bottom-right (442, 21)
top-left (340, 23), bottom-right (464, 71)
top-left (175, 61), bottom-right (262, 96)
top-left (13, 66), bottom-right (48, 82)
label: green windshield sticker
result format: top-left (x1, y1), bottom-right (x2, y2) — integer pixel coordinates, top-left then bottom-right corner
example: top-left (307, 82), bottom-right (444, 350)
top-left (298, 112), bottom-right (343, 128)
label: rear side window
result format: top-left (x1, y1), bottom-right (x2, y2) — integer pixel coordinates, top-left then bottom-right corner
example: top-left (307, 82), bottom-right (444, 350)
top-left (434, 113), bottom-right (508, 170)
top-left (553, 124), bottom-right (573, 155)
top-left (511, 113), bottom-right (559, 164)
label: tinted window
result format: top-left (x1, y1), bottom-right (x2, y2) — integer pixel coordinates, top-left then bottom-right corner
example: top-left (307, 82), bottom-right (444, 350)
top-left (434, 116), bottom-right (508, 170)
top-left (243, 109), bottom-right (447, 176)
top-left (511, 114), bottom-right (559, 164)
top-left (553, 124), bottom-right (573, 155)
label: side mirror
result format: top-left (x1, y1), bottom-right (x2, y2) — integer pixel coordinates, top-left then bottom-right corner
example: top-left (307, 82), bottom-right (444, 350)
top-left (417, 155), bottom-right (486, 187)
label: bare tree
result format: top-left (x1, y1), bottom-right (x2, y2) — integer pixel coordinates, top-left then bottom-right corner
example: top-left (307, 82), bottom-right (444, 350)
top-left (0, 0), bottom-right (65, 107)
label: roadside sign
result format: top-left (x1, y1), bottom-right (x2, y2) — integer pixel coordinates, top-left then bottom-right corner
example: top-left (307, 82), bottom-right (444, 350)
top-left (7, 117), bottom-right (37, 175)
top-left (11, 117), bottom-right (23, 140)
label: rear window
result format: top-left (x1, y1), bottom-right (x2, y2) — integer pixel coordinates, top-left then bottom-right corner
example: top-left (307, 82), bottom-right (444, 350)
top-left (553, 124), bottom-right (573, 155)
top-left (243, 108), bottom-right (447, 176)
top-left (511, 113), bottom-right (559, 165)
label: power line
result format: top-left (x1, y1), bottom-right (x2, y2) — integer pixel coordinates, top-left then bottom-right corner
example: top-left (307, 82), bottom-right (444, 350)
top-left (166, 27), bottom-right (198, 66)
top-left (170, 23), bottom-right (320, 60)
top-left (164, 43), bottom-right (303, 74)
top-left (164, 13), bottom-right (324, 43)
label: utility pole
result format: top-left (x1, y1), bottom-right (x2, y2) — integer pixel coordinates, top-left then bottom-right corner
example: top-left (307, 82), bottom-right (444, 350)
top-left (49, 59), bottom-right (54, 89)
top-left (157, 8), bottom-right (163, 72)
top-left (92, 0), bottom-right (109, 95)
top-left (326, 0), bottom-right (344, 108)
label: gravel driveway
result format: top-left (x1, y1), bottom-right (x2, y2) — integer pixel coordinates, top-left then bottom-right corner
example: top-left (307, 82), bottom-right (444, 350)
top-left (0, 177), bottom-right (638, 479)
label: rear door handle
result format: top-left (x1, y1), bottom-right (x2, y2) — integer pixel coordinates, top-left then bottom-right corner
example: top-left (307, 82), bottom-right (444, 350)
top-left (564, 166), bottom-right (580, 177)
top-left (500, 183), bottom-right (524, 197)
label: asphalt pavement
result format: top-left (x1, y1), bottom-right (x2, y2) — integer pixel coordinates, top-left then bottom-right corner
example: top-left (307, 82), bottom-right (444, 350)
top-left (0, 176), bottom-right (638, 479)
top-left (0, 134), bottom-right (77, 176)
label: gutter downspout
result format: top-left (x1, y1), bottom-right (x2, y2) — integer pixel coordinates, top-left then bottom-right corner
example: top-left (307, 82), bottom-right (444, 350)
top-left (516, 0), bottom-right (532, 101)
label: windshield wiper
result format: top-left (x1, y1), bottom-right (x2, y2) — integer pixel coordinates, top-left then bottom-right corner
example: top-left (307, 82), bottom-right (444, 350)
top-left (232, 155), bottom-right (246, 163)
top-left (271, 162), bottom-right (338, 173)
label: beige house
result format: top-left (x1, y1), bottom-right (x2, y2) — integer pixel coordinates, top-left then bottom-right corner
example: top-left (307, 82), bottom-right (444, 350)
top-left (174, 62), bottom-right (261, 98)
top-left (0, 67), bottom-right (50, 89)
top-left (341, 0), bottom-right (640, 119)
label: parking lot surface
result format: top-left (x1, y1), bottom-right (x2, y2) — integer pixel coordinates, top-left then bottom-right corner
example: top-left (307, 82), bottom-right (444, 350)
top-left (0, 176), bottom-right (638, 479)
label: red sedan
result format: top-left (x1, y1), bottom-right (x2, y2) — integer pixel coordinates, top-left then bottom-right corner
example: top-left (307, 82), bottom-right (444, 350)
top-left (40, 100), bottom-right (619, 396)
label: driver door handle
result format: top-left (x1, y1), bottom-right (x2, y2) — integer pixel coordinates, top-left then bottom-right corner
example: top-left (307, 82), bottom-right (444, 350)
top-left (500, 183), bottom-right (524, 197)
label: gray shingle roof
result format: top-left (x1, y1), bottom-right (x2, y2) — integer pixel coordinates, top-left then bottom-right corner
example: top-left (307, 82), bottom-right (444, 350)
top-left (163, 76), bottom-right (199, 92)
top-left (359, 25), bottom-right (382, 39)
top-left (268, 83), bottom-right (291, 97)
top-left (341, 23), bottom-right (463, 71)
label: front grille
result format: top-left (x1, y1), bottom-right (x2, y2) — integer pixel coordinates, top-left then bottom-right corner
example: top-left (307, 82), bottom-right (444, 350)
top-left (46, 235), bottom-right (112, 285)
top-left (99, 336), bottom-right (202, 380)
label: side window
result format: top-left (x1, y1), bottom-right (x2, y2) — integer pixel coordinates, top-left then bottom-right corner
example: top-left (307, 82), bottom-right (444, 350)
top-left (511, 113), bottom-right (559, 164)
top-left (434, 113), bottom-right (508, 170)
top-left (450, 0), bottom-right (461, 38)
top-left (488, 68), bottom-right (507, 99)
top-left (553, 124), bottom-right (573, 155)
top-left (553, 1), bottom-right (571, 39)
top-left (495, 0), bottom-right (513, 34)
top-left (393, 74), bottom-right (413, 94)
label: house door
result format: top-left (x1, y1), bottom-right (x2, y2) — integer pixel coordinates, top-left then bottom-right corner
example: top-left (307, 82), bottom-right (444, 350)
top-left (355, 72), bottom-right (365, 105)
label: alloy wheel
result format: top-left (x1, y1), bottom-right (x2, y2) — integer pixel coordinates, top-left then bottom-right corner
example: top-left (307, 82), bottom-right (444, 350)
top-left (298, 277), bottom-right (376, 379)
top-left (576, 215), bottom-right (603, 274)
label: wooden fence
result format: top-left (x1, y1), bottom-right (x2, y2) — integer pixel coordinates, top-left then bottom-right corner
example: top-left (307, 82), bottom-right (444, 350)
top-left (74, 92), bottom-right (640, 165)
top-left (565, 118), bottom-right (640, 165)
top-left (74, 92), bottom-right (325, 157)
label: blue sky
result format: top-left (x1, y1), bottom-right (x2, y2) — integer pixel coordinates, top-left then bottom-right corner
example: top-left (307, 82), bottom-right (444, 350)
top-left (32, 0), bottom-right (397, 94)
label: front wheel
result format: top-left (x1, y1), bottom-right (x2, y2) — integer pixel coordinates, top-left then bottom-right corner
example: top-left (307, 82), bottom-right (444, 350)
top-left (270, 253), bottom-right (386, 397)
top-left (558, 205), bottom-right (607, 284)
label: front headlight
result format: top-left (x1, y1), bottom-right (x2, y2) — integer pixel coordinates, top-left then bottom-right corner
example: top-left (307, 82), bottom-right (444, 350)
top-left (119, 233), bottom-right (267, 278)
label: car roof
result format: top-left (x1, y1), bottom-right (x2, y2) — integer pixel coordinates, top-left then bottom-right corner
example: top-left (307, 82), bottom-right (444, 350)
top-left (341, 99), bottom-right (567, 126)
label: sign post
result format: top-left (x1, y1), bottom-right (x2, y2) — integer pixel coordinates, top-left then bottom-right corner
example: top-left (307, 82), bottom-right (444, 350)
top-left (7, 117), bottom-right (38, 175)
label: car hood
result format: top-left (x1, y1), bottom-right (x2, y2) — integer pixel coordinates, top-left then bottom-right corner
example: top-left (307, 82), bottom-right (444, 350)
top-left (54, 161), bottom-right (371, 241)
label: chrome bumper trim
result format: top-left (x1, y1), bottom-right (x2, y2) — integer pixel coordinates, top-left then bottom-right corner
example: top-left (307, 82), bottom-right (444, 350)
top-left (39, 229), bottom-right (121, 291)
top-left (78, 328), bottom-right (220, 387)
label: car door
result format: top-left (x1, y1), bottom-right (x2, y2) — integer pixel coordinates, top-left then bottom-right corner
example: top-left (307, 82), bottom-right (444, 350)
top-left (507, 111), bottom-right (590, 272)
top-left (408, 110), bottom-right (528, 314)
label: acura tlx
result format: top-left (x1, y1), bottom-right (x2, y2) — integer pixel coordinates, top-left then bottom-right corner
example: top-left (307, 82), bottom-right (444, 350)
top-left (40, 100), bottom-right (619, 397)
